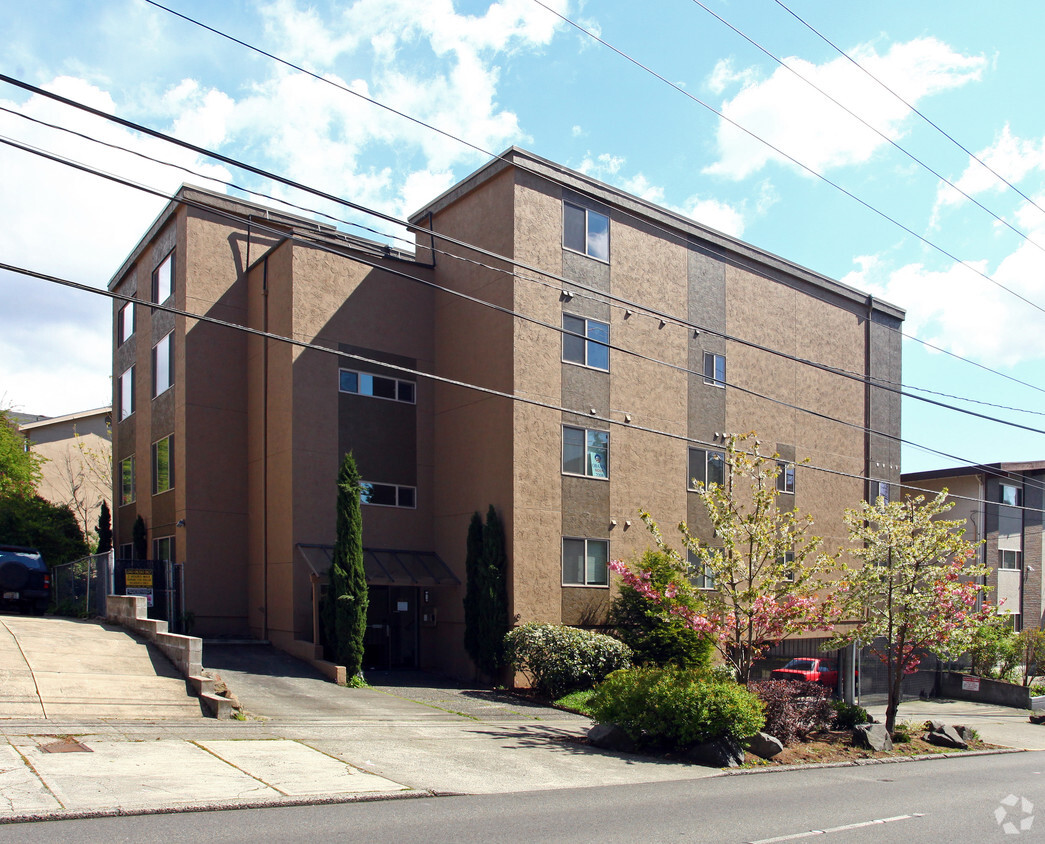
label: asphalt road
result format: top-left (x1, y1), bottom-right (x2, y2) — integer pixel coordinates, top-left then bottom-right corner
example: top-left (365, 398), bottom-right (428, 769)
top-left (6, 750), bottom-right (1041, 843)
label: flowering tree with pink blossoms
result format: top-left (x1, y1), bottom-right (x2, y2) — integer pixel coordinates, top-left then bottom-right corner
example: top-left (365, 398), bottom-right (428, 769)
top-left (829, 491), bottom-right (990, 733)
top-left (611, 434), bottom-right (840, 684)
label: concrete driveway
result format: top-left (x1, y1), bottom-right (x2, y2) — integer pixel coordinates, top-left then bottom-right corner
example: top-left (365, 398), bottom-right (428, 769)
top-left (0, 615), bottom-right (203, 720)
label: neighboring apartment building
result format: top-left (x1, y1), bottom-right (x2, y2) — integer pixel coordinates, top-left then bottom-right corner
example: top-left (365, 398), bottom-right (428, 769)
top-left (19, 407), bottom-right (112, 540)
top-left (109, 147), bottom-right (903, 677)
top-left (902, 463), bottom-right (1045, 632)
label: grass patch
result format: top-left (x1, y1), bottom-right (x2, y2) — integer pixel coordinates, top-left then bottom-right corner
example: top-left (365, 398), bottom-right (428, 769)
top-left (554, 688), bottom-right (596, 715)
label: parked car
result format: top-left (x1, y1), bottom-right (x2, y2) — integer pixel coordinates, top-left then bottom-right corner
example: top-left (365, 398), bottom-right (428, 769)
top-left (0, 545), bottom-right (50, 615)
top-left (771, 657), bottom-right (839, 688)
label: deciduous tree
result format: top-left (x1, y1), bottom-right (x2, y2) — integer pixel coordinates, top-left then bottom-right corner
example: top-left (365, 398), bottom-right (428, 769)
top-left (0, 409), bottom-right (42, 500)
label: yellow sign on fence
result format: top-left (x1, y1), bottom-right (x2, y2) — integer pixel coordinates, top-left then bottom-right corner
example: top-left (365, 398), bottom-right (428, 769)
top-left (125, 569), bottom-right (153, 588)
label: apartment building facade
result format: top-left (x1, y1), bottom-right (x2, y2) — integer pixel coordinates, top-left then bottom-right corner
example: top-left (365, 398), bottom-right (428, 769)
top-left (110, 148), bottom-right (903, 677)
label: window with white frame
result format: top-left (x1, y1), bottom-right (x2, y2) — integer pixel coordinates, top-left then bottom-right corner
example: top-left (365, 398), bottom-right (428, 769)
top-left (118, 366), bottom-right (135, 421)
top-left (1000, 549), bottom-right (1022, 570)
top-left (119, 543), bottom-right (132, 561)
top-left (876, 481), bottom-right (890, 503)
top-left (119, 455), bottom-right (135, 506)
top-left (688, 447), bottom-right (725, 490)
top-left (152, 251), bottom-right (174, 303)
top-left (562, 426), bottom-right (609, 478)
top-left (563, 202), bottom-right (609, 261)
top-left (1001, 484), bottom-right (1021, 507)
top-left (562, 314), bottom-right (610, 370)
top-left (154, 536), bottom-right (175, 565)
top-left (152, 435), bottom-right (173, 495)
top-left (703, 352), bottom-right (726, 387)
top-left (562, 538), bottom-right (608, 586)
top-left (777, 462), bottom-right (795, 494)
top-left (338, 369), bottom-right (415, 403)
top-left (153, 332), bottom-right (173, 397)
top-left (362, 482), bottom-right (416, 508)
top-left (687, 551), bottom-right (715, 590)
top-left (778, 551), bottom-right (796, 582)
top-left (117, 302), bottom-right (135, 345)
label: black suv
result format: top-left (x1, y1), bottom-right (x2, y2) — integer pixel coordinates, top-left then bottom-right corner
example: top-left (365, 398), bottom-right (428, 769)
top-left (0, 545), bottom-right (50, 615)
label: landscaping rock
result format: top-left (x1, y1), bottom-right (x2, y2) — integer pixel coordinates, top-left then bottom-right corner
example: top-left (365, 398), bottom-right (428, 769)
top-left (925, 724), bottom-right (967, 750)
top-left (587, 723), bottom-right (637, 753)
top-left (925, 720), bottom-right (946, 732)
top-left (684, 736), bottom-right (745, 768)
top-left (954, 725), bottom-right (976, 743)
top-left (853, 723), bottom-right (893, 752)
top-left (745, 732), bottom-right (784, 760)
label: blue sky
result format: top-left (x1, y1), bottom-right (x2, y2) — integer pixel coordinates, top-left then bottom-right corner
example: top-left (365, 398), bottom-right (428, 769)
top-left (2, 0), bottom-right (1044, 473)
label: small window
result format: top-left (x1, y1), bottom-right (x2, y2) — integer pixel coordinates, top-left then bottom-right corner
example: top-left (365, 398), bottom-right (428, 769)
top-left (703, 352), bottom-right (726, 388)
top-left (877, 481), bottom-right (890, 503)
top-left (339, 369), bottom-right (416, 404)
top-left (778, 551), bottom-right (796, 582)
top-left (152, 251), bottom-right (174, 304)
top-left (118, 366), bottom-right (135, 421)
top-left (153, 333), bottom-right (173, 397)
top-left (154, 536), bottom-right (175, 565)
top-left (117, 302), bottom-right (135, 345)
top-left (1000, 549), bottom-right (1022, 570)
top-left (1001, 484), bottom-right (1021, 507)
top-left (563, 426), bottom-right (609, 478)
top-left (118, 543), bottom-right (132, 561)
top-left (119, 455), bottom-right (135, 506)
top-left (687, 551), bottom-right (715, 590)
top-left (361, 482), bottom-right (416, 509)
top-left (152, 435), bottom-right (173, 495)
top-left (562, 315), bottom-right (610, 371)
top-left (777, 462), bottom-right (795, 494)
top-left (563, 202), bottom-right (609, 261)
top-left (689, 447), bottom-right (725, 490)
top-left (562, 538), bottom-right (609, 586)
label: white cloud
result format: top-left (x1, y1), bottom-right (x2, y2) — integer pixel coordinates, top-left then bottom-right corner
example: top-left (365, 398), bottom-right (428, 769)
top-left (706, 58), bottom-right (758, 96)
top-left (705, 37), bottom-right (985, 180)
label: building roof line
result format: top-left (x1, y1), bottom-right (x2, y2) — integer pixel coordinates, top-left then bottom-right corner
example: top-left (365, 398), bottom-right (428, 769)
top-left (18, 406), bottom-right (111, 431)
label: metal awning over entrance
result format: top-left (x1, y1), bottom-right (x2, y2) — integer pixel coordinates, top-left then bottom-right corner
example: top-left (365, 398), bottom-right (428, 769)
top-left (296, 544), bottom-right (460, 587)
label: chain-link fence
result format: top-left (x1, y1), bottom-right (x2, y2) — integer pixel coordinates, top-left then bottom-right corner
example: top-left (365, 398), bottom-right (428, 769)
top-left (50, 551), bottom-right (110, 618)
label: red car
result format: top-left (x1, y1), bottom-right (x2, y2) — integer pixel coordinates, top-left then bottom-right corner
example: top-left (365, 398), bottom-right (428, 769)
top-left (771, 657), bottom-right (838, 688)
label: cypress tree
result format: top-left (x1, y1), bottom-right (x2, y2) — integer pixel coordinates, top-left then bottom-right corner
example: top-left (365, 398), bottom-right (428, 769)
top-left (96, 501), bottom-right (112, 555)
top-left (476, 506), bottom-right (510, 679)
top-left (132, 514), bottom-right (147, 560)
top-left (329, 452), bottom-right (368, 680)
top-left (462, 511), bottom-right (485, 675)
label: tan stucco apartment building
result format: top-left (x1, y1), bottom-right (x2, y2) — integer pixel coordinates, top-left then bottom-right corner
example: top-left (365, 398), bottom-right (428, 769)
top-left (109, 148), bottom-right (904, 677)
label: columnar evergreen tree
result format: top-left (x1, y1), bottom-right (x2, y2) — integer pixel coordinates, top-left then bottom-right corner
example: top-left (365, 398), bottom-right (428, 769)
top-left (325, 451), bottom-right (368, 681)
top-left (96, 501), bottom-right (112, 555)
top-left (462, 511), bottom-right (485, 675)
top-left (462, 506), bottom-right (510, 680)
top-left (132, 515), bottom-right (148, 560)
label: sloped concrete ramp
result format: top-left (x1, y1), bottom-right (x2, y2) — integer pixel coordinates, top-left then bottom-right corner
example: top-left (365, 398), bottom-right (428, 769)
top-left (0, 616), bottom-right (203, 720)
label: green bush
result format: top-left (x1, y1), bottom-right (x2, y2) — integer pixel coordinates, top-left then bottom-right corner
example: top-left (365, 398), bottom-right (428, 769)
top-left (608, 550), bottom-right (713, 670)
top-left (969, 616), bottom-right (1021, 681)
top-left (831, 700), bottom-right (870, 730)
top-left (504, 623), bottom-right (632, 698)
top-left (588, 667), bottom-right (764, 749)
top-left (748, 680), bottom-right (833, 745)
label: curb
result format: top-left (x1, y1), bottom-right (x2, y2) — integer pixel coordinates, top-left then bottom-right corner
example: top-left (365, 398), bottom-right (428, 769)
top-left (718, 745), bottom-right (1027, 776)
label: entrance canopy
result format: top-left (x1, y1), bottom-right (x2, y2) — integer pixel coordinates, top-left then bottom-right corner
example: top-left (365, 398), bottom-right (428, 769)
top-left (296, 544), bottom-right (460, 587)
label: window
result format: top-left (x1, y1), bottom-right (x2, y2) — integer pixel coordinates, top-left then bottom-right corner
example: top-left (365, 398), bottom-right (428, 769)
top-left (152, 435), bottom-right (173, 494)
top-left (117, 302), bottom-right (135, 345)
top-left (562, 538), bottom-right (609, 586)
top-left (153, 333), bottom-right (173, 397)
top-left (563, 426), bottom-right (609, 478)
top-left (362, 482), bottom-right (416, 508)
top-left (119, 455), bottom-right (135, 506)
top-left (339, 369), bottom-right (415, 404)
top-left (152, 251), bottom-right (174, 303)
top-left (703, 352), bottom-right (726, 388)
top-left (689, 447), bottom-right (725, 490)
top-left (687, 551), bottom-right (715, 590)
top-left (777, 462), bottom-right (795, 494)
top-left (119, 543), bottom-right (132, 561)
top-left (563, 202), bottom-right (609, 261)
top-left (118, 366), bottom-right (135, 421)
top-left (778, 551), bottom-right (796, 582)
top-left (876, 481), bottom-right (890, 503)
top-left (1000, 549), bottom-right (1022, 570)
top-left (562, 315), bottom-right (610, 371)
top-left (1001, 484), bottom-right (1021, 507)
top-left (154, 536), bottom-right (175, 565)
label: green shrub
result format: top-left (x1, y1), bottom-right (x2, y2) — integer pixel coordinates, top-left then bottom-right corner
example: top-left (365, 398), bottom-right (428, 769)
top-left (892, 720), bottom-right (913, 743)
top-left (504, 623), bottom-right (632, 698)
top-left (748, 680), bottom-right (833, 746)
top-left (831, 700), bottom-right (870, 730)
top-left (588, 667), bottom-right (764, 749)
top-left (969, 616), bottom-right (1021, 680)
top-left (608, 550), bottom-right (713, 670)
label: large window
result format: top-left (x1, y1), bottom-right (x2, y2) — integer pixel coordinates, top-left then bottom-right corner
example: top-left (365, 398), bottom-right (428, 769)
top-left (117, 302), bottom-right (135, 345)
top-left (119, 455), bottom-right (135, 506)
top-left (563, 202), bottom-right (609, 261)
top-left (152, 251), bottom-right (174, 303)
top-left (562, 538), bottom-right (609, 586)
top-left (689, 447), bottom-right (725, 490)
top-left (339, 369), bottom-right (415, 404)
top-left (1001, 484), bottom-right (1021, 507)
top-left (562, 314), bottom-right (610, 371)
top-left (1000, 549), bottom-right (1023, 570)
top-left (703, 352), bottom-right (726, 388)
top-left (118, 366), bottom-right (135, 421)
top-left (362, 482), bottom-right (416, 508)
top-left (563, 426), bottom-right (609, 478)
top-left (687, 551), bottom-right (715, 590)
top-left (777, 462), bottom-right (795, 494)
top-left (152, 435), bottom-right (173, 495)
top-left (153, 333), bottom-right (173, 397)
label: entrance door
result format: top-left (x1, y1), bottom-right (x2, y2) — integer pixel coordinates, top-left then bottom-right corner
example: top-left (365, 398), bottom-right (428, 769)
top-left (363, 586), bottom-right (419, 670)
